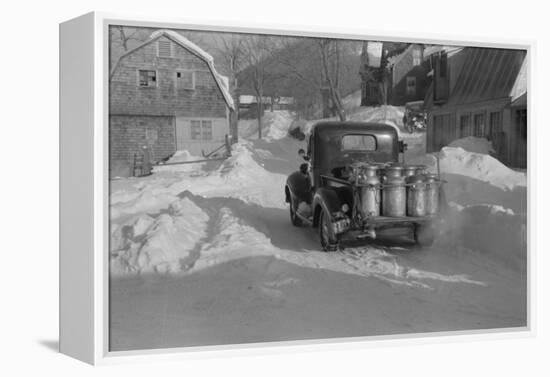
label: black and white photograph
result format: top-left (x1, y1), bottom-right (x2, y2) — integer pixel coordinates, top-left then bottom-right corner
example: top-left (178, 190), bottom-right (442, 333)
top-left (107, 24), bottom-right (528, 352)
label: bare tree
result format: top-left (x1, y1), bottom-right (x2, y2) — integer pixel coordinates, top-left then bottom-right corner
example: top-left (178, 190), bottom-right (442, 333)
top-left (318, 39), bottom-right (346, 121)
top-left (215, 34), bottom-right (246, 144)
top-left (272, 38), bottom-right (323, 118)
top-left (241, 35), bottom-right (277, 139)
top-left (109, 26), bottom-right (150, 70)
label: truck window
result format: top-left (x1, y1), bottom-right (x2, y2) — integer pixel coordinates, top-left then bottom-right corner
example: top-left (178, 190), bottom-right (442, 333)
top-left (341, 134), bottom-right (377, 151)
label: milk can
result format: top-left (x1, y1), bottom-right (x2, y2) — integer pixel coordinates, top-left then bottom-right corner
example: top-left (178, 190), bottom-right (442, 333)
top-left (425, 173), bottom-right (440, 215)
top-left (415, 165), bottom-right (428, 175)
top-left (406, 174), bottom-right (427, 217)
top-left (403, 165), bottom-right (418, 178)
top-left (381, 166), bottom-right (406, 217)
top-left (358, 165), bottom-right (381, 217)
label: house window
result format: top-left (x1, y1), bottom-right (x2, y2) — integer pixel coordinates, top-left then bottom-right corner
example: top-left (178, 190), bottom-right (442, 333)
top-left (190, 120), bottom-right (201, 140)
top-left (158, 40), bottom-right (172, 57)
top-left (138, 70), bottom-right (156, 87)
top-left (190, 120), bottom-right (213, 140)
top-left (201, 121), bottom-right (213, 140)
top-left (176, 71), bottom-right (195, 90)
top-left (412, 48), bottom-right (421, 66)
top-left (473, 113), bottom-right (485, 137)
top-left (489, 111), bottom-right (502, 139)
top-left (406, 76), bottom-right (416, 96)
top-left (460, 114), bottom-right (471, 137)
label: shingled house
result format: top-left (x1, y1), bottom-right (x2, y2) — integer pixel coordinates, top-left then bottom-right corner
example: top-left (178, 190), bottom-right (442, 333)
top-left (425, 46), bottom-right (527, 168)
top-left (109, 29), bottom-right (234, 176)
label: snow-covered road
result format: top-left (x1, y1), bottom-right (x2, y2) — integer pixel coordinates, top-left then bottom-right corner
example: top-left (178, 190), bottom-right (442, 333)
top-left (108, 115), bottom-right (527, 351)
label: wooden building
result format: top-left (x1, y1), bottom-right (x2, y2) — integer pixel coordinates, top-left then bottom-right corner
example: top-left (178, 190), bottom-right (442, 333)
top-left (360, 43), bottom-right (429, 106)
top-left (388, 44), bottom-right (430, 106)
top-left (109, 29), bottom-right (234, 176)
top-left (425, 47), bottom-right (527, 168)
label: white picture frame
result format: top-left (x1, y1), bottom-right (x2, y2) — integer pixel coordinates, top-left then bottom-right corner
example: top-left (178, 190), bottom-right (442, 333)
top-left (59, 11), bottom-right (533, 365)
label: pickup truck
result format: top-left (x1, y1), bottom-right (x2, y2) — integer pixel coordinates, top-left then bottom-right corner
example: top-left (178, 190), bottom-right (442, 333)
top-left (284, 121), bottom-right (445, 251)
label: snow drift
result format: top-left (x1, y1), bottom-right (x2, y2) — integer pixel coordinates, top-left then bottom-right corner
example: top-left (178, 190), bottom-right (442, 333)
top-left (413, 146), bottom-right (528, 271)
top-left (448, 136), bottom-right (495, 155)
top-left (110, 197), bottom-right (209, 275)
top-left (239, 110), bottom-right (294, 140)
top-left (266, 111), bottom-right (294, 140)
top-left (110, 142), bottom-right (288, 221)
top-left (439, 147), bottom-right (525, 191)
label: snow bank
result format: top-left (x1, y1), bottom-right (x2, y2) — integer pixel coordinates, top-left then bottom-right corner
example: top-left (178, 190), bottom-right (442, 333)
top-left (448, 137), bottom-right (495, 154)
top-left (188, 207), bottom-right (485, 288)
top-left (110, 142), bottom-right (287, 221)
top-left (411, 147), bottom-right (528, 270)
top-left (239, 110), bottom-right (295, 140)
top-left (266, 111), bottom-right (294, 140)
top-left (406, 145), bottom-right (527, 269)
top-left (410, 147), bottom-right (526, 193)
top-left (436, 204), bottom-right (526, 271)
top-left (110, 197), bottom-right (209, 275)
top-left (439, 147), bottom-right (526, 191)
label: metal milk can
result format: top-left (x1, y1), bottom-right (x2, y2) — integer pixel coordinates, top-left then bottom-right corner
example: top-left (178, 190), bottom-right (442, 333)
top-left (403, 165), bottom-right (418, 178)
top-left (425, 173), bottom-right (440, 215)
top-left (406, 174), bottom-right (427, 217)
top-left (415, 165), bottom-right (428, 175)
top-left (359, 165), bottom-right (381, 217)
top-left (382, 166), bottom-right (406, 217)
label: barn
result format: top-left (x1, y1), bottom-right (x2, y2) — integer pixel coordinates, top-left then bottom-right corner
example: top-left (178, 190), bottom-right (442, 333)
top-left (109, 29), bottom-right (234, 176)
top-left (425, 46), bottom-right (527, 168)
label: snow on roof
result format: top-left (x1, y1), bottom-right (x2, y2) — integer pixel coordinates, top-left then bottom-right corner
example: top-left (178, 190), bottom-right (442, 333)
top-left (112, 29), bottom-right (234, 110)
top-left (152, 30), bottom-right (234, 110)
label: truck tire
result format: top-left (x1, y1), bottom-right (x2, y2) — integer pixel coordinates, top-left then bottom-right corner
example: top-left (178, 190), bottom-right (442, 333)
top-left (289, 195), bottom-right (303, 226)
top-left (319, 208), bottom-right (339, 252)
top-left (414, 223), bottom-right (435, 247)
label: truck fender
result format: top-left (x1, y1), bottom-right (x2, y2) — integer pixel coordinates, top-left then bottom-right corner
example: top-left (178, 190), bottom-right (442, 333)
top-left (286, 171), bottom-right (312, 204)
top-left (312, 188), bottom-right (342, 228)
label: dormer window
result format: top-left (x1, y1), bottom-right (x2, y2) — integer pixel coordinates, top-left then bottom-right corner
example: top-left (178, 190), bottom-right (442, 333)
top-left (157, 40), bottom-right (172, 58)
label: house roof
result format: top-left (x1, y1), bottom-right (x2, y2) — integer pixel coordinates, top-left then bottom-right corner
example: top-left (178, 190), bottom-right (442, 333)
top-left (388, 44), bottom-right (421, 68)
top-left (446, 47), bottom-right (526, 106)
top-left (110, 29), bottom-right (235, 110)
top-left (511, 92), bottom-right (527, 107)
top-left (423, 45), bottom-right (463, 60)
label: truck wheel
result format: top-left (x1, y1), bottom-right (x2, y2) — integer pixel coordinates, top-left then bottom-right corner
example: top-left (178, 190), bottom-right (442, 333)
top-left (414, 224), bottom-right (435, 247)
top-left (289, 195), bottom-right (303, 226)
top-left (319, 209), bottom-right (339, 252)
